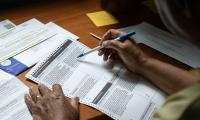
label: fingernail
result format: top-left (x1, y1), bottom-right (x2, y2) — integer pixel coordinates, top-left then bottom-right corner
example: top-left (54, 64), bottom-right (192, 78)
top-left (102, 41), bottom-right (108, 47)
top-left (74, 97), bottom-right (80, 102)
top-left (39, 84), bottom-right (45, 88)
top-left (39, 83), bottom-right (44, 86)
top-left (29, 89), bottom-right (33, 94)
top-left (25, 94), bottom-right (30, 101)
top-left (98, 51), bottom-right (102, 55)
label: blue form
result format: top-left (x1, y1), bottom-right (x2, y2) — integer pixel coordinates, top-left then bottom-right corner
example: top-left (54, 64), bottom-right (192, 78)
top-left (0, 58), bottom-right (28, 76)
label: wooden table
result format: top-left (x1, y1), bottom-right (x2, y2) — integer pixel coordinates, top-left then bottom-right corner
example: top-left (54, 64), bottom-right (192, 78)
top-left (0, 0), bottom-right (191, 119)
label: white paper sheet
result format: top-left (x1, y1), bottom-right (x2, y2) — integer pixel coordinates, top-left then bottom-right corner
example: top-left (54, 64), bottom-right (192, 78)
top-left (0, 18), bottom-right (56, 62)
top-left (26, 40), bottom-right (166, 120)
top-left (119, 22), bottom-right (200, 68)
top-left (0, 70), bottom-right (32, 120)
top-left (0, 20), bottom-right (16, 32)
top-left (14, 22), bottom-right (79, 67)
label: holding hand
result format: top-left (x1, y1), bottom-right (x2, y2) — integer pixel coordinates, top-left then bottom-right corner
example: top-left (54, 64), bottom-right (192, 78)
top-left (99, 29), bottom-right (148, 73)
top-left (24, 84), bottom-right (79, 120)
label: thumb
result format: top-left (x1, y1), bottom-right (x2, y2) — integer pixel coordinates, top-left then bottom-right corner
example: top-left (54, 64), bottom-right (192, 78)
top-left (33, 115), bottom-right (42, 120)
top-left (71, 97), bottom-right (79, 111)
top-left (102, 40), bottom-right (123, 52)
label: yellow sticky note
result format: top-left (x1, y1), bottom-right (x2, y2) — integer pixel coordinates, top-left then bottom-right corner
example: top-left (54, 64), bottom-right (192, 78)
top-left (87, 11), bottom-right (119, 27)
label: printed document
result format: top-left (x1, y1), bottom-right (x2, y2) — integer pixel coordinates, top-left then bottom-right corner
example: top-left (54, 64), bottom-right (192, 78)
top-left (0, 20), bottom-right (79, 76)
top-left (0, 70), bottom-right (31, 120)
top-left (119, 22), bottom-right (200, 68)
top-left (14, 22), bottom-right (79, 67)
top-left (0, 20), bottom-right (16, 32)
top-left (26, 40), bottom-right (166, 120)
top-left (0, 18), bottom-right (56, 62)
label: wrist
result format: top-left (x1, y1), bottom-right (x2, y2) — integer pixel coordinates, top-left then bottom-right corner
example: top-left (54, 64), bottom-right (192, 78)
top-left (135, 55), bottom-right (151, 75)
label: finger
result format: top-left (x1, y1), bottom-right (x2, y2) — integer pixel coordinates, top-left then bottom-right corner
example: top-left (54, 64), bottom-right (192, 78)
top-left (102, 29), bottom-right (122, 40)
top-left (100, 29), bottom-right (122, 45)
top-left (65, 96), bottom-right (71, 100)
top-left (108, 52), bottom-right (116, 64)
top-left (33, 115), bottom-right (42, 120)
top-left (101, 30), bottom-right (112, 40)
top-left (38, 84), bottom-right (51, 97)
top-left (29, 89), bottom-right (40, 103)
top-left (52, 84), bottom-right (64, 97)
top-left (102, 40), bottom-right (123, 53)
top-left (24, 94), bottom-right (36, 114)
top-left (108, 50), bottom-right (116, 59)
top-left (25, 94), bottom-right (43, 118)
top-left (103, 49), bottom-right (112, 61)
top-left (107, 58), bottom-right (114, 66)
top-left (70, 97), bottom-right (79, 111)
top-left (98, 49), bottom-right (104, 56)
top-left (100, 30), bottom-right (111, 45)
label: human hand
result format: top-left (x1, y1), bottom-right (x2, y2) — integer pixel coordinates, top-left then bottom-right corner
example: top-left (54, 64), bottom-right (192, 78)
top-left (24, 84), bottom-right (79, 120)
top-left (99, 29), bottom-right (148, 73)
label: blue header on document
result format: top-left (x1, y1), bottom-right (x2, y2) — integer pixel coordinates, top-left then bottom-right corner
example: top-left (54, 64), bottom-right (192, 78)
top-left (0, 58), bottom-right (28, 76)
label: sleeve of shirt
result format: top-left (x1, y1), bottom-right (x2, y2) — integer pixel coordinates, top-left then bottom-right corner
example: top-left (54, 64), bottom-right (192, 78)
top-left (152, 83), bottom-right (200, 120)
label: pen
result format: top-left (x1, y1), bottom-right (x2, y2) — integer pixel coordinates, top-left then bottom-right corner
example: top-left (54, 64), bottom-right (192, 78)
top-left (90, 33), bottom-right (102, 41)
top-left (77, 31), bottom-right (136, 58)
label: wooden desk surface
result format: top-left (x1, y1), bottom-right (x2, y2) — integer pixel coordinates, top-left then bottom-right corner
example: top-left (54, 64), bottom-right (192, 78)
top-left (0, 0), bottom-right (191, 119)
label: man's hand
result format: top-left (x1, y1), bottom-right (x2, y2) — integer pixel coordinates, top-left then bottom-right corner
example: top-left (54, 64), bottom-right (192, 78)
top-left (99, 29), bottom-right (148, 73)
top-left (24, 84), bottom-right (79, 120)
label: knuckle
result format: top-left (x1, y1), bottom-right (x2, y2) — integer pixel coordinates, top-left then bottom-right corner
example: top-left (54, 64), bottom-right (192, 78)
top-left (108, 29), bottom-right (115, 32)
top-left (120, 44), bottom-right (129, 51)
top-left (134, 50), bottom-right (142, 58)
top-left (53, 84), bottom-right (60, 88)
top-left (109, 41), bottom-right (115, 45)
top-left (33, 105), bottom-right (42, 113)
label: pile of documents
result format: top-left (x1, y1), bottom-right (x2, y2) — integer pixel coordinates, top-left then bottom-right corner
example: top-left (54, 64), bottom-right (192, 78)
top-left (0, 19), bottom-right (79, 76)
top-left (0, 19), bottom-right (167, 120)
top-left (1, 19), bottom-right (199, 120)
top-left (0, 69), bottom-right (31, 119)
top-left (0, 18), bottom-right (80, 120)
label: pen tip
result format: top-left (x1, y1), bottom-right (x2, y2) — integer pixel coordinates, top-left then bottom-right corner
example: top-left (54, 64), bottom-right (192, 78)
top-left (77, 54), bottom-right (83, 58)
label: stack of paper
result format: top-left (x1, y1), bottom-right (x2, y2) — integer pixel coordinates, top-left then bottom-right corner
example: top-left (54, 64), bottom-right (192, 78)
top-left (0, 18), bottom-right (79, 76)
top-left (1, 19), bottom-right (198, 120)
top-left (0, 70), bottom-right (32, 120)
top-left (0, 18), bottom-right (80, 120)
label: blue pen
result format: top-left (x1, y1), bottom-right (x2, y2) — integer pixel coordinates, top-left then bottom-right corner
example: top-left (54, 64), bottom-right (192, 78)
top-left (77, 31), bottom-right (136, 58)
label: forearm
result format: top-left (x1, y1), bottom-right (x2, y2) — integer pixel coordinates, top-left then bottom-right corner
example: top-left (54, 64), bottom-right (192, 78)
top-left (101, 30), bottom-right (199, 94)
top-left (138, 58), bottom-right (199, 94)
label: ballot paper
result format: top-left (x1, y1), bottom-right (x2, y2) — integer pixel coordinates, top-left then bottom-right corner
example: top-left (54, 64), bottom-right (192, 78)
top-left (0, 20), bottom-right (16, 31)
top-left (26, 40), bottom-right (166, 120)
top-left (14, 22), bottom-right (79, 66)
top-left (0, 20), bottom-right (79, 76)
top-left (0, 70), bottom-right (32, 120)
top-left (119, 22), bottom-right (200, 68)
top-left (0, 18), bottom-right (56, 62)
